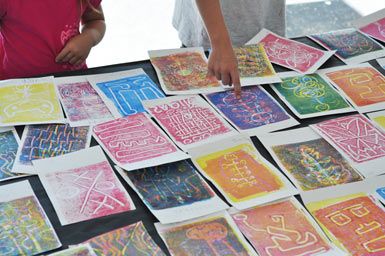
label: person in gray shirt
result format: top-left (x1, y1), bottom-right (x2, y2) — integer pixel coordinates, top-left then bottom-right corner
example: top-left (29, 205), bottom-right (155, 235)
top-left (173, 0), bottom-right (286, 97)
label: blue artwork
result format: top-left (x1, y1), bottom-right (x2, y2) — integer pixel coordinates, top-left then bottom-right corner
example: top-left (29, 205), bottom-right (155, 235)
top-left (126, 160), bottom-right (214, 210)
top-left (0, 130), bottom-right (18, 180)
top-left (206, 86), bottom-right (290, 130)
top-left (19, 124), bottom-right (89, 166)
top-left (376, 187), bottom-right (385, 200)
top-left (96, 74), bottom-right (165, 116)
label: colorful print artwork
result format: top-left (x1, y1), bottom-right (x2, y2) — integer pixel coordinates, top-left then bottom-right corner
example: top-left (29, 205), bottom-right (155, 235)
top-left (14, 123), bottom-right (90, 174)
top-left (93, 113), bottom-right (187, 171)
top-left (0, 77), bottom-right (64, 126)
top-left (360, 17), bottom-right (385, 43)
top-left (85, 222), bottom-right (165, 256)
top-left (157, 213), bottom-right (255, 256)
top-left (0, 128), bottom-right (21, 181)
top-left (309, 194), bottom-right (385, 255)
top-left (368, 110), bottom-right (385, 130)
top-left (48, 244), bottom-right (96, 256)
top-left (56, 78), bottom-right (113, 126)
top-left (205, 86), bottom-right (298, 134)
top-left (231, 198), bottom-right (333, 256)
top-left (0, 181), bottom-right (61, 255)
top-left (324, 64), bottom-right (385, 112)
top-left (272, 138), bottom-right (363, 191)
top-left (144, 96), bottom-right (235, 150)
top-left (149, 48), bottom-right (220, 94)
top-left (274, 73), bottom-right (351, 118)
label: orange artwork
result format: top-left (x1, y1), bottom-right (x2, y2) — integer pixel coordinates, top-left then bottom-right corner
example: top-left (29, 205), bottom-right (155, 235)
top-left (196, 145), bottom-right (283, 202)
top-left (326, 67), bottom-right (385, 107)
top-left (313, 196), bottom-right (385, 255)
top-left (232, 199), bottom-right (331, 256)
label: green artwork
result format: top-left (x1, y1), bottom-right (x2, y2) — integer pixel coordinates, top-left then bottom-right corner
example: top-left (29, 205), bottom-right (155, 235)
top-left (272, 138), bottom-right (363, 191)
top-left (275, 74), bottom-right (350, 115)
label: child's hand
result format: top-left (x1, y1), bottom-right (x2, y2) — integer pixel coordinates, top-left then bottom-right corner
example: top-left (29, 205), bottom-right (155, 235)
top-left (55, 34), bottom-right (93, 66)
top-left (207, 46), bottom-right (241, 98)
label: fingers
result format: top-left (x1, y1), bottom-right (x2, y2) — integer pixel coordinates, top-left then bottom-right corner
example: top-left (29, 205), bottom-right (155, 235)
top-left (55, 48), bottom-right (71, 63)
top-left (231, 70), bottom-right (241, 99)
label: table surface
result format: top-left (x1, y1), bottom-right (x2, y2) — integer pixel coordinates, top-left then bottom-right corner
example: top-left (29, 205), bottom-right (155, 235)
top-left (6, 37), bottom-right (385, 255)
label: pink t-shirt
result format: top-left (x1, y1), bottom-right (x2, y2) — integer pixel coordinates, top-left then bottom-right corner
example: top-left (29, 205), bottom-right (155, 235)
top-left (0, 0), bottom-right (101, 80)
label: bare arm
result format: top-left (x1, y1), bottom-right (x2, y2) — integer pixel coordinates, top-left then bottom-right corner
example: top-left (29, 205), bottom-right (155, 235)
top-left (56, 5), bottom-right (106, 66)
top-left (195, 0), bottom-right (241, 97)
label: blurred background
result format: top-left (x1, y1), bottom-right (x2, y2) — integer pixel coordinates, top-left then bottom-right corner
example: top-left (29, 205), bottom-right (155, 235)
top-left (87, 0), bottom-right (385, 67)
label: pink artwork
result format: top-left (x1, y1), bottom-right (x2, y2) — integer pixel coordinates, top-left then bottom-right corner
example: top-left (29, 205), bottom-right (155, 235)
top-left (93, 113), bottom-right (178, 164)
top-left (253, 30), bottom-right (331, 73)
top-left (314, 114), bottom-right (385, 163)
top-left (145, 96), bottom-right (234, 148)
top-left (360, 17), bottom-right (385, 43)
top-left (43, 161), bottom-right (133, 225)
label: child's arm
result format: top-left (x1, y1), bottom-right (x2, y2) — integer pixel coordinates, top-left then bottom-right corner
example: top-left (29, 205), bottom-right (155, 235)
top-left (195, 0), bottom-right (241, 97)
top-left (55, 4), bottom-right (106, 66)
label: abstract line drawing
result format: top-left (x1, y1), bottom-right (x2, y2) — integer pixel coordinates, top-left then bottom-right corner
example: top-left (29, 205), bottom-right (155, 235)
top-left (125, 160), bottom-right (214, 210)
top-left (57, 79), bottom-right (113, 126)
top-left (0, 129), bottom-right (21, 181)
top-left (0, 77), bottom-right (64, 126)
top-left (15, 123), bottom-right (90, 173)
top-left (48, 244), bottom-right (97, 256)
top-left (311, 195), bottom-right (385, 255)
top-left (149, 48), bottom-right (221, 94)
top-left (313, 114), bottom-right (385, 163)
top-left (360, 17), bottom-right (385, 43)
top-left (205, 86), bottom-right (294, 132)
top-left (93, 113), bottom-right (187, 170)
top-left (274, 73), bottom-right (351, 117)
top-left (247, 29), bottom-right (332, 74)
top-left (0, 181), bottom-right (61, 256)
top-left (272, 138), bottom-right (363, 191)
top-left (324, 65), bottom-right (385, 111)
top-left (42, 161), bottom-right (133, 225)
top-left (157, 214), bottom-right (254, 256)
top-left (144, 96), bottom-right (235, 149)
top-left (85, 222), bottom-right (165, 256)
top-left (231, 198), bottom-right (333, 256)
top-left (310, 28), bottom-right (385, 63)
top-left (95, 74), bottom-right (165, 116)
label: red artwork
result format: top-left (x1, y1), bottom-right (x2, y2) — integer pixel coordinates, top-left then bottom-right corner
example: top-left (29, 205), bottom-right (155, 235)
top-left (360, 17), bottom-right (385, 43)
top-left (314, 115), bottom-right (385, 163)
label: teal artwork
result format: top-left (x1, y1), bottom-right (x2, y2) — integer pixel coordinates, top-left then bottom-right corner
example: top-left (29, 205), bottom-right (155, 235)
top-left (275, 74), bottom-right (350, 115)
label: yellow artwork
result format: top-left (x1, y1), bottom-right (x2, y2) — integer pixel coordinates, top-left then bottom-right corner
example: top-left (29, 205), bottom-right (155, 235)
top-left (195, 143), bottom-right (284, 203)
top-left (373, 116), bottom-right (385, 130)
top-left (0, 81), bottom-right (63, 125)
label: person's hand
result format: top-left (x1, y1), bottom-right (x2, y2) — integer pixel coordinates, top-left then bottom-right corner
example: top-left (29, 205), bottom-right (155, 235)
top-left (207, 45), bottom-right (241, 98)
top-left (55, 34), bottom-right (93, 66)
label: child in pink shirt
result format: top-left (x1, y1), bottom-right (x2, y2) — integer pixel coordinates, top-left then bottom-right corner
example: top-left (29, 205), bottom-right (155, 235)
top-left (0, 0), bottom-right (105, 80)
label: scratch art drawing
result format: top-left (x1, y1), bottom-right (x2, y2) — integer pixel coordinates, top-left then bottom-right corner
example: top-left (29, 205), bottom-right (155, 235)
top-left (353, 8), bottom-right (385, 43)
top-left (0, 181), bottom-right (61, 255)
top-left (230, 198), bottom-right (336, 256)
top-left (88, 69), bottom-right (165, 118)
top-left (34, 146), bottom-right (134, 225)
top-left (14, 123), bottom-right (91, 174)
top-left (204, 86), bottom-right (298, 135)
top-left (233, 44), bottom-right (280, 85)
top-left (247, 29), bottom-right (334, 74)
top-left (149, 47), bottom-right (221, 94)
top-left (48, 244), bottom-right (96, 256)
top-left (0, 127), bottom-right (23, 181)
top-left (85, 221), bottom-right (165, 256)
top-left (0, 77), bottom-right (64, 126)
top-left (312, 114), bottom-right (385, 176)
top-left (308, 194), bottom-right (385, 255)
top-left (309, 28), bottom-right (385, 64)
top-left (273, 72), bottom-right (352, 118)
top-left (368, 110), bottom-right (385, 130)
top-left (156, 212), bottom-right (256, 256)
top-left (117, 160), bottom-right (228, 223)
top-left (321, 64), bottom-right (385, 113)
top-left (190, 136), bottom-right (297, 209)
top-left (144, 96), bottom-right (236, 150)
top-left (56, 76), bottom-right (113, 127)
top-left (93, 113), bottom-right (188, 171)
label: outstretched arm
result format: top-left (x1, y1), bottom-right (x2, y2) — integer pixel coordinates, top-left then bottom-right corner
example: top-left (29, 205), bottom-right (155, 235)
top-left (56, 4), bottom-right (106, 66)
top-left (195, 0), bottom-right (241, 97)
